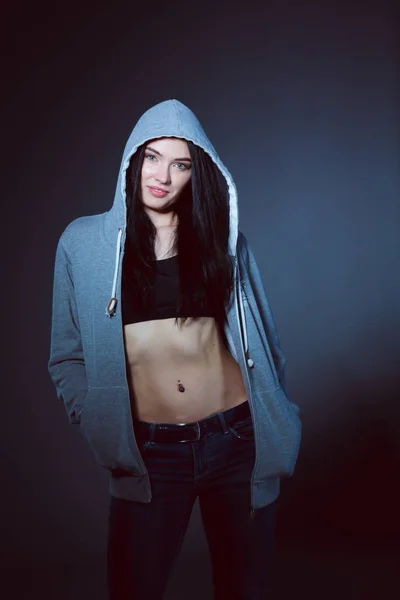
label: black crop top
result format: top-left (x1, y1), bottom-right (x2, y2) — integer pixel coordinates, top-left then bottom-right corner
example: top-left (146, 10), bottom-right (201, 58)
top-left (121, 254), bottom-right (217, 325)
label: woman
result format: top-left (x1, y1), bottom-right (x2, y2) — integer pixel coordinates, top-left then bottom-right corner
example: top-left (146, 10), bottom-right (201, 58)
top-left (48, 99), bottom-right (302, 599)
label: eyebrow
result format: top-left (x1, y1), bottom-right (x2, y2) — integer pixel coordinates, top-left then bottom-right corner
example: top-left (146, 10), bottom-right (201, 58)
top-left (145, 146), bottom-right (192, 162)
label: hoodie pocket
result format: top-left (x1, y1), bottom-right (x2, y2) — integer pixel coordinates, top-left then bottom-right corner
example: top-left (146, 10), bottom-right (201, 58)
top-left (78, 386), bottom-right (138, 471)
top-left (252, 387), bottom-right (302, 479)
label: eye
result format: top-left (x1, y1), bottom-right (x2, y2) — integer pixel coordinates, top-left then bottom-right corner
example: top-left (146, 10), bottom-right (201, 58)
top-left (145, 153), bottom-right (190, 170)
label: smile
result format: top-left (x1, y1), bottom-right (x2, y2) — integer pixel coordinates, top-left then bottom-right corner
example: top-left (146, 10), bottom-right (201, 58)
top-left (148, 187), bottom-right (169, 197)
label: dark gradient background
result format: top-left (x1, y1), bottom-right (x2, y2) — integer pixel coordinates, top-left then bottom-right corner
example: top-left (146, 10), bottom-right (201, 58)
top-left (2, 0), bottom-right (398, 598)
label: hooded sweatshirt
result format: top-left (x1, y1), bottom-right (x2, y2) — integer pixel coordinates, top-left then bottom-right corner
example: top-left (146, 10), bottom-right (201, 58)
top-left (48, 99), bottom-right (301, 512)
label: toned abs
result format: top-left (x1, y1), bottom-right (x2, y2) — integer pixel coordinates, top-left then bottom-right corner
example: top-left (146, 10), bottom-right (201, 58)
top-left (124, 316), bottom-right (247, 424)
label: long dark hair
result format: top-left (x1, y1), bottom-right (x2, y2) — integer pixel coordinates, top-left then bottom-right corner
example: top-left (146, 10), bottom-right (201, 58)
top-left (123, 139), bottom-right (235, 346)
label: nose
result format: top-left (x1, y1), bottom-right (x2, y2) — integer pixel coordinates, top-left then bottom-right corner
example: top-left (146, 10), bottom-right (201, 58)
top-left (155, 164), bottom-right (171, 185)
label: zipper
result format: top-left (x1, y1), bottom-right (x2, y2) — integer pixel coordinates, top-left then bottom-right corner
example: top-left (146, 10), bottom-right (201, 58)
top-left (235, 258), bottom-right (257, 517)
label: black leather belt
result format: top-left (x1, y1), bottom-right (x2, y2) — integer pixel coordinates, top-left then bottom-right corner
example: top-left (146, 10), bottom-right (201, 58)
top-left (133, 399), bottom-right (250, 444)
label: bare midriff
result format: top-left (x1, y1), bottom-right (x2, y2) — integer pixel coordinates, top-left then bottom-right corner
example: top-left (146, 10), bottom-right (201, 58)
top-left (123, 316), bottom-right (248, 424)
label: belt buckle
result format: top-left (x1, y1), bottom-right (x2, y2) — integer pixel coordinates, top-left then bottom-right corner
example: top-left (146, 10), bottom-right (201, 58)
top-left (175, 421), bottom-right (201, 443)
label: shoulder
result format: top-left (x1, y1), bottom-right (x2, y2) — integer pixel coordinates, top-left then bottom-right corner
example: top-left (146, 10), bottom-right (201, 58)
top-left (58, 213), bottom-right (105, 254)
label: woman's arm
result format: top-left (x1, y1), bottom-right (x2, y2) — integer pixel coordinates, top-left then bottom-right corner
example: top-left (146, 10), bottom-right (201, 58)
top-left (48, 234), bottom-right (88, 425)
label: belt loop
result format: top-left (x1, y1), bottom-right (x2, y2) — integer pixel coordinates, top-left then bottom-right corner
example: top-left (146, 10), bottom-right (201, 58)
top-left (217, 412), bottom-right (229, 435)
top-left (149, 423), bottom-right (156, 442)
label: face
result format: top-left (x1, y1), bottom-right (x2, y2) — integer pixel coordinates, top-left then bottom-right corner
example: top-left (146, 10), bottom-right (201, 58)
top-left (139, 137), bottom-right (192, 227)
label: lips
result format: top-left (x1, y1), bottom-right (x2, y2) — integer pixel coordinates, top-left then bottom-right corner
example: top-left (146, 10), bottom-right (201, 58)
top-left (149, 186), bottom-right (168, 192)
top-left (148, 186), bottom-right (169, 198)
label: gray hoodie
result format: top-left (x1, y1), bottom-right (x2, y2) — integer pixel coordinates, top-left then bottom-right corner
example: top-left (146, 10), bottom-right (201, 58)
top-left (48, 99), bottom-right (301, 512)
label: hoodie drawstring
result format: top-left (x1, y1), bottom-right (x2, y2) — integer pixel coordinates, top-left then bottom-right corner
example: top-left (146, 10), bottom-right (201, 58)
top-left (105, 228), bottom-right (254, 368)
top-left (106, 228), bottom-right (123, 317)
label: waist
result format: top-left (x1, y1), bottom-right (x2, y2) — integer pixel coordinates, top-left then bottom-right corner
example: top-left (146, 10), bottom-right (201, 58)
top-left (133, 399), bottom-right (250, 443)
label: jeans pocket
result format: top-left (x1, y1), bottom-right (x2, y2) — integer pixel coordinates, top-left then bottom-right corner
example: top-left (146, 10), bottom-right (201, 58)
top-left (228, 416), bottom-right (254, 441)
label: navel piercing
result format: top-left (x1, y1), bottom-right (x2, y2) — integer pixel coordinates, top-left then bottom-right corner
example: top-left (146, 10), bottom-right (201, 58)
top-left (177, 380), bottom-right (185, 393)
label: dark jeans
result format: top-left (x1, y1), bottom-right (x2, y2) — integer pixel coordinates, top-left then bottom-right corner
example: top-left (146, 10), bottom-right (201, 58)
top-left (107, 400), bottom-right (277, 600)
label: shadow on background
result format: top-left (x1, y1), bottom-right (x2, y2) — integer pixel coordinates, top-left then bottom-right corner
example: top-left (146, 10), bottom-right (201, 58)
top-left (1, 0), bottom-right (398, 598)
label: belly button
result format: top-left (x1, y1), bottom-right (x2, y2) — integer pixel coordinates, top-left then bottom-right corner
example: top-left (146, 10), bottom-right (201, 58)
top-left (177, 380), bottom-right (185, 392)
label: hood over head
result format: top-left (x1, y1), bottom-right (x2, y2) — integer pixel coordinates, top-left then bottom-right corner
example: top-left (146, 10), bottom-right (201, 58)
top-left (103, 99), bottom-right (239, 255)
